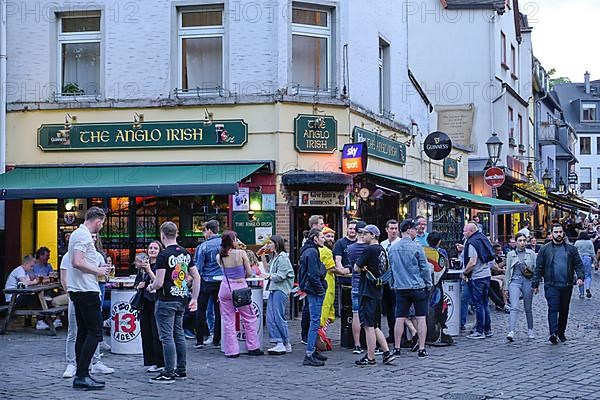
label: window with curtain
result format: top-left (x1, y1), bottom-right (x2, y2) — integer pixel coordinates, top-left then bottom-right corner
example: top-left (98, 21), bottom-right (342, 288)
top-left (291, 6), bottom-right (331, 91)
top-left (58, 13), bottom-right (101, 96)
top-left (580, 137), bottom-right (591, 155)
top-left (179, 7), bottom-right (224, 92)
top-left (582, 103), bottom-right (597, 121)
top-left (508, 106), bottom-right (514, 141)
top-left (580, 167), bottom-right (591, 191)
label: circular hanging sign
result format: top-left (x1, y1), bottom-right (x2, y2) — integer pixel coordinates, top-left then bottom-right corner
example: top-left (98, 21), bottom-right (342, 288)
top-left (484, 167), bottom-right (506, 188)
top-left (423, 131), bottom-right (452, 160)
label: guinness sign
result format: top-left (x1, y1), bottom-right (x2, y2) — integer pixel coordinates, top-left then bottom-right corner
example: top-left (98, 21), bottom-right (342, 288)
top-left (423, 131), bottom-right (452, 160)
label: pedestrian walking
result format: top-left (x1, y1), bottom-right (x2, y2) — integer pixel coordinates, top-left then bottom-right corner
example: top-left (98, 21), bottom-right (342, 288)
top-left (354, 224), bottom-right (395, 366)
top-left (66, 207), bottom-right (111, 390)
top-left (298, 228), bottom-right (328, 366)
top-left (503, 233), bottom-right (536, 341)
top-left (533, 224), bottom-right (584, 344)
top-left (388, 219), bottom-right (432, 358)
top-left (147, 221), bottom-right (200, 383)
top-left (135, 241), bottom-right (165, 372)
top-left (574, 231), bottom-right (594, 299)
top-left (217, 231), bottom-right (264, 358)
top-left (259, 235), bottom-right (295, 355)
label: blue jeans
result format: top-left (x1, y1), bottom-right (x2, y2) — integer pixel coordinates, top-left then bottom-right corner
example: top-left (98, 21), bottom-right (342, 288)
top-left (155, 300), bottom-right (187, 375)
top-left (580, 256), bottom-right (593, 295)
top-left (544, 285), bottom-right (572, 336)
top-left (267, 290), bottom-right (289, 344)
top-left (468, 277), bottom-right (491, 334)
top-left (460, 280), bottom-right (472, 327)
top-left (306, 294), bottom-right (324, 356)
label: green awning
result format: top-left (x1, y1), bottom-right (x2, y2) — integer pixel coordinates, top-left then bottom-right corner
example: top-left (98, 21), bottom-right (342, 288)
top-left (0, 163), bottom-right (267, 200)
top-left (369, 172), bottom-right (533, 215)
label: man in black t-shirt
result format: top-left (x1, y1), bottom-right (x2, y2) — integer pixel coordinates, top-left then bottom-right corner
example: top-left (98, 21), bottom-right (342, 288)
top-left (333, 220), bottom-right (358, 286)
top-left (354, 224), bottom-right (395, 366)
top-left (147, 222), bottom-right (201, 384)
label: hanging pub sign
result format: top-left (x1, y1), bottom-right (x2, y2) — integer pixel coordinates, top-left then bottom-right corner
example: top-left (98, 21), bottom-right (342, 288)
top-left (341, 142), bottom-right (368, 174)
top-left (38, 119), bottom-right (248, 151)
top-left (294, 114), bottom-right (337, 153)
top-left (443, 158), bottom-right (458, 178)
top-left (423, 131), bottom-right (452, 160)
top-left (484, 167), bottom-right (505, 188)
top-left (352, 127), bottom-right (406, 165)
top-left (298, 191), bottom-right (345, 207)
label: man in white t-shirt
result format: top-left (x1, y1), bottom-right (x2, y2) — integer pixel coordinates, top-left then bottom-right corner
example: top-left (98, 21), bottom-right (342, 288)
top-left (67, 207), bottom-right (110, 390)
top-left (517, 220), bottom-right (531, 238)
top-left (4, 255), bottom-right (38, 304)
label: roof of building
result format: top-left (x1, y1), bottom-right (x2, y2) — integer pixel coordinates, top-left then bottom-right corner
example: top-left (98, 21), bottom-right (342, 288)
top-left (554, 80), bottom-right (600, 133)
top-left (441, 0), bottom-right (507, 12)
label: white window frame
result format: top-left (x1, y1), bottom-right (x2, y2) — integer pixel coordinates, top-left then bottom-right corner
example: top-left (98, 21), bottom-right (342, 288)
top-left (582, 103), bottom-right (597, 122)
top-left (379, 44), bottom-right (384, 115)
top-left (57, 12), bottom-right (101, 99)
top-left (580, 167), bottom-right (592, 191)
top-left (177, 6), bottom-right (225, 95)
top-left (291, 6), bottom-right (332, 93)
top-left (596, 167), bottom-right (600, 190)
top-left (580, 136), bottom-right (591, 155)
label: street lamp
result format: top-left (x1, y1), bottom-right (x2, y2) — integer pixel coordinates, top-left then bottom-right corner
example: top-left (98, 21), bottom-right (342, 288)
top-left (542, 169), bottom-right (552, 190)
top-left (558, 176), bottom-right (566, 193)
top-left (486, 133), bottom-right (503, 166)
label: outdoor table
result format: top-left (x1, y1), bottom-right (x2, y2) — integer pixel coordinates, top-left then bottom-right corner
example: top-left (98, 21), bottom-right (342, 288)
top-left (107, 276), bottom-right (142, 354)
top-left (1, 282), bottom-right (65, 336)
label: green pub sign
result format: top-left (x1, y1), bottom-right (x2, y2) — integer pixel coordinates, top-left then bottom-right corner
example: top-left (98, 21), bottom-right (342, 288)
top-left (352, 127), bottom-right (406, 165)
top-left (232, 212), bottom-right (275, 245)
top-left (443, 158), bottom-right (459, 178)
top-left (294, 114), bottom-right (337, 153)
top-left (38, 119), bottom-right (248, 151)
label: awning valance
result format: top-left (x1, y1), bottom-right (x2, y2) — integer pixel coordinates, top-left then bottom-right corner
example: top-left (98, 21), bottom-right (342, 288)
top-left (512, 185), bottom-right (576, 213)
top-left (368, 172), bottom-right (533, 215)
top-left (0, 163), bottom-right (267, 200)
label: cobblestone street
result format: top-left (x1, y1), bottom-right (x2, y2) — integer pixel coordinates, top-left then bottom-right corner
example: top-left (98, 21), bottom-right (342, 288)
top-left (2, 279), bottom-right (600, 400)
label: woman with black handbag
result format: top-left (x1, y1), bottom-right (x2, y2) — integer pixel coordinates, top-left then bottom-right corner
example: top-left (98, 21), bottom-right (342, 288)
top-left (217, 231), bottom-right (264, 358)
top-left (134, 242), bottom-right (165, 372)
top-left (503, 233), bottom-right (537, 342)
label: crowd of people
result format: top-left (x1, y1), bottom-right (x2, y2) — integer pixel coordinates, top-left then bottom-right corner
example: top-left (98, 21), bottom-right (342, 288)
top-left (3, 207), bottom-right (596, 389)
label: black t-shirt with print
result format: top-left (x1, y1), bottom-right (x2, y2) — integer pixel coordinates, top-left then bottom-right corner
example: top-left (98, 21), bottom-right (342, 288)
top-left (356, 244), bottom-right (385, 300)
top-left (156, 244), bottom-right (195, 303)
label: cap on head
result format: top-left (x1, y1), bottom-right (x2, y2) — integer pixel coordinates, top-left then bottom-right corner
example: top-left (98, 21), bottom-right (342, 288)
top-left (355, 221), bottom-right (367, 231)
top-left (362, 224), bottom-right (380, 237)
top-left (400, 219), bottom-right (416, 233)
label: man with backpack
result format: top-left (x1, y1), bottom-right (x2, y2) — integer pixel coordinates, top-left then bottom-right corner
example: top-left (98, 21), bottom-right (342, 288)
top-left (354, 224), bottom-right (395, 366)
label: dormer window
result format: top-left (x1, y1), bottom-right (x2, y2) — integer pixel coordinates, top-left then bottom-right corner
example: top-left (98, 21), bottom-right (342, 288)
top-left (582, 103), bottom-right (597, 122)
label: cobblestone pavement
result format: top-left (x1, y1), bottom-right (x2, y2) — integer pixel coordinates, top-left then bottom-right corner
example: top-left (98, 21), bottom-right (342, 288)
top-left (2, 278), bottom-right (600, 400)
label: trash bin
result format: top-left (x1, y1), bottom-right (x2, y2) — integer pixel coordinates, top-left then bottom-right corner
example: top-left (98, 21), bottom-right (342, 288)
top-left (442, 270), bottom-right (462, 336)
top-left (220, 279), bottom-right (263, 353)
top-left (110, 288), bottom-right (143, 354)
top-left (340, 285), bottom-right (354, 348)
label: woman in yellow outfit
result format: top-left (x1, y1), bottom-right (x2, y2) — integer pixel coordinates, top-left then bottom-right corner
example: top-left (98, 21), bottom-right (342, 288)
top-left (319, 228), bottom-right (350, 330)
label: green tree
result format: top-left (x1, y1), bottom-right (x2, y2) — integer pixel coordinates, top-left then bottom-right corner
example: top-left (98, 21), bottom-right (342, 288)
top-left (547, 68), bottom-right (572, 89)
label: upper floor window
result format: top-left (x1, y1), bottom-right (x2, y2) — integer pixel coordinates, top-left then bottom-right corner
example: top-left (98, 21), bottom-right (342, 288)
top-left (379, 39), bottom-right (390, 116)
top-left (582, 103), bottom-right (597, 122)
top-left (518, 114), bottom-right (523, 146)
top-left (58, 12), bottom-right (101, 97)
top-left (500, 31), bottom-right (507, 69)
top-left (510, 45), bottom-right (517, 77)
top-left (291, 6), bottom-right (331, 91)
top-left (580, 167), bottom-right (592, 191)
top-left (508, 106), bottom-right (514, 142)
top-left (596, 137), bottom-right (600, 155)
top-left (580, 136), bottom-right (591, 155)
top-left (178, 6), bottom-right (224, 93)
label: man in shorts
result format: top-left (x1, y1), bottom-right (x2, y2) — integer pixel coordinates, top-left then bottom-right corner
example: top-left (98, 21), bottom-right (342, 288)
top-left (388, 218), bottom-right (432, 358)
top-left (346, 221), bottom-right (369, 354)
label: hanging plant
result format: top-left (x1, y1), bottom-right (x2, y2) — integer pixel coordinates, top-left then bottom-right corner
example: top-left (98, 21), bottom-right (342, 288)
top-left (62, 83), bottom-right (84, 95)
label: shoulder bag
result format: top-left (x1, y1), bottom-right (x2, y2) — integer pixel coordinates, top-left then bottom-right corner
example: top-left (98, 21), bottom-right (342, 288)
top-left (516, 251), bottom-right (534, 279)
top-left (223, 251), bottom-right (252, 308)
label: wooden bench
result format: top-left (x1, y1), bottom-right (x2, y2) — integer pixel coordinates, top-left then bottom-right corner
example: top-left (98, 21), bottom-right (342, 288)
top-left (0, 305), bottom-right (9, 314)
top-left (12, 305), bottom-right (68, 335)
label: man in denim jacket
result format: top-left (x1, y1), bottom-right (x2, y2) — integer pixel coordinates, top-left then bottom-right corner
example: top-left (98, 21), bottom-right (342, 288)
top-left (388, 219), bottom-right (432, 358)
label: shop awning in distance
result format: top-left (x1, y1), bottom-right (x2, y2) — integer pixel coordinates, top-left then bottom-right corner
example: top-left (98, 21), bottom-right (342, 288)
top-left (0, 163), bottom-right (268, 200)
top-left (369, 172), bottom-right (533, 215)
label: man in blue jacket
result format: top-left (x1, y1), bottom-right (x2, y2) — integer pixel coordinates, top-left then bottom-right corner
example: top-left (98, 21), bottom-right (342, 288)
top-left (533, 223), bottom-right (584, 344)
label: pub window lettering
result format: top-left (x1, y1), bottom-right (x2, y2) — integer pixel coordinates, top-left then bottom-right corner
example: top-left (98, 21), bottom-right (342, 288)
top-left (580, 137), bottom-right (591, 155)
top-left (178, 6), bottom-right (224, 93)
top-left (58, 12), bottom-right (101, 97)
top-left (291, 5), bottom-right (332, 92)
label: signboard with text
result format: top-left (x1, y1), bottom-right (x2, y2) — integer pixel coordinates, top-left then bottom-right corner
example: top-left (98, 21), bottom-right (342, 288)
top-left (294, 115), bottom-right (337, 153)
top-left (423, 131), bottom-right (452, 160)
top-left (38, 119), bottom-right (248, 151)
top-left (232, 212), bottom-right (275, 245)
top-left (341, 142), bottom-right (368, 174)
top-left (352, 127), bottom-right (406, 165)
top-left (298, 191), bottom-right (345, 207)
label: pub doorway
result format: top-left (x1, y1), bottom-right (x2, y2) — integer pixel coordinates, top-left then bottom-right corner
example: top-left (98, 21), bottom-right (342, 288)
top-left (290, 207), bottom-right (343, 264)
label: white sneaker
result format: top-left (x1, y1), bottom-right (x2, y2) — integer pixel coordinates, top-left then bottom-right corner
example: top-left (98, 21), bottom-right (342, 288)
top-left (53, 319), bottom-right (63, 329)
top-left (91, 361), bottom-right (114, 374)
top-left (62, 364), bottom-right (76, 378)
top-left (506, 331), bottom-right (515, 342)
top-left (36, 320), bottom-right (49, 330)
top-left (527, 329), bottom-right (536, 339)
top-left (99, 341), bottom-right (111, 351)
top-left (204, 335), bottom-right (213, 345)
top-left (285, 341), bottom-right (292, 353)
top-left (147, 365), bottom-right (164, 373)
top-left (267, 343), bottom-right (287, 355)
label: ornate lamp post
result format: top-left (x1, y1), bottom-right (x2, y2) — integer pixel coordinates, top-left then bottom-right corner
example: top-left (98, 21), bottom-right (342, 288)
top-left (486, 133), bottom-right (504, 241)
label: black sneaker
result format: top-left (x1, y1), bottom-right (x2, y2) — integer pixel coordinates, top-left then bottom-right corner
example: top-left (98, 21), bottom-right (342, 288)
top-left (410, 335), bottom-right (419, 352)
top-left (355, 355), bottom-right (376, 366)
top-left (149, 373), bottom-right (175, 384)
top-left (174, 371), bottom-right (187, 380)
top-left (374, 347), bottom-right (384, 356)
top-left (557, 333), bottom-right (567, 343)
top-left (193, 343), bottom-right (204, 349)
top-left (247, 349), bottom-right (264, 356)
top-left (303, 355), bottom-right (325, 367)
top-left (392, 348), bottom-right (401, 357)
top-left (549, 334), bottom-right (558, 344)
top-left (312, 351), bottom-right (327, 361)
top-left (418, 349), bottom-right (429, 359)
top-left (587, 289), bottom-right (592, 299)
top-left (352, 345), bottom-right (363, 354)
top-left (382, 351), bottom-right (396, 365)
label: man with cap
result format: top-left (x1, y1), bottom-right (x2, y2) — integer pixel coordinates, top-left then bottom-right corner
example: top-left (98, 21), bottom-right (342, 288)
top-left (346, 221), bottom-right (369, 354)
top-left (354, 224), bottom-right (395, 366)
top-left (388, 218), bottom-right (432, 358)
top-left (319, 227), bottom-right (350, 334)
top-left (380, 219), bottom-right (400, 343)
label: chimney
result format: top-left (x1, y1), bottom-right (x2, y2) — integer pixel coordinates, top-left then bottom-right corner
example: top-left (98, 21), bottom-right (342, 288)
top-left (585, 71), bottom-right (591, 94)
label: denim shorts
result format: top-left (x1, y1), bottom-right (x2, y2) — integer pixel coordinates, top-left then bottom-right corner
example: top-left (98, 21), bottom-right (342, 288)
top-left (394, 288), bottom-right (429, 318)
top-left (351, 287), bottom-right (360, 312)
